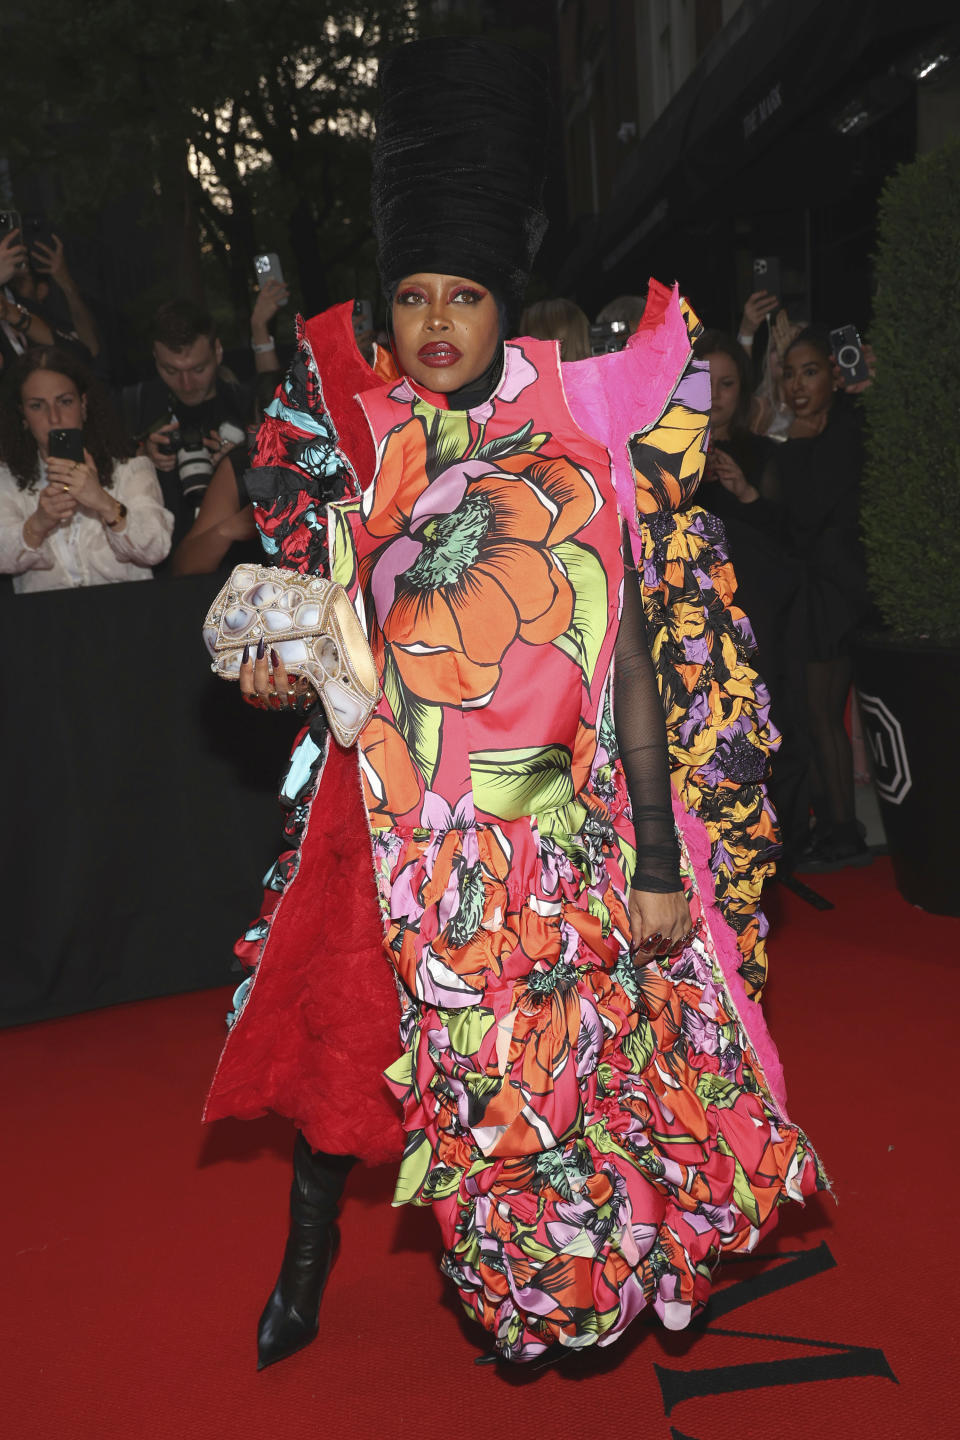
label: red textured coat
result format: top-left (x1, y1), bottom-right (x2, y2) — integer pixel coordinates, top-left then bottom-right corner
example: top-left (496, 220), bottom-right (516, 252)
top-left (204, 305), bottom-right (405, 1163)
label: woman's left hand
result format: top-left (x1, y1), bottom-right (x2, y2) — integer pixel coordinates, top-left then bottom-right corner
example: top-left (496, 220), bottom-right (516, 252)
top-left (240, 639), bottom-right (319, 714)
top-left (30, 234), bottom-right (69, 287)
top-left (46, 450), bottom-right (112, 517)
top-left (834, 341), bottom-right (876, 396)
top-left (709, 449), bottom-right (758, 503)
top-left (628, 888), bottom-right (695, 959)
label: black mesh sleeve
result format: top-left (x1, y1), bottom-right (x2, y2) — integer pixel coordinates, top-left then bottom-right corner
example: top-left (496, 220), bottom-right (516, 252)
top-left (613, 547), bottom-right (682, 893)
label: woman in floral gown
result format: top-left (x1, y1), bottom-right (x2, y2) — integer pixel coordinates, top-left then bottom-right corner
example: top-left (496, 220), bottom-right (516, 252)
top-left (205, 37), bottom-right (823, 1368)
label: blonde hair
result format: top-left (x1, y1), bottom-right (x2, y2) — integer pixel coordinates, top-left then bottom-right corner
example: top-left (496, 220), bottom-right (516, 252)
top-left (520, 298), bottom-right (591, 362)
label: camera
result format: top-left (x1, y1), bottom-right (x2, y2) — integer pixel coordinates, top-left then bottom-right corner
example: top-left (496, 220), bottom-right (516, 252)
top-left (589, 319), bottom-right (629, 356)
top-left (23, 215), bottom-right (56, 260)
top-left (166, 424), bottom-right (213, 507)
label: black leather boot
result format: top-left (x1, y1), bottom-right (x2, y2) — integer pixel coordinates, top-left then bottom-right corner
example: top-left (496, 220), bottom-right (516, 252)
top-left (256, 1134), bottom-right (355, 1370)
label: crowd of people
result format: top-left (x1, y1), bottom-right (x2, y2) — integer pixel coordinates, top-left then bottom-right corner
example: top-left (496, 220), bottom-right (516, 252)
top-left (0, 198), bottom-right (872, 883)
top-left (519, 284), bottom-right (874, 877)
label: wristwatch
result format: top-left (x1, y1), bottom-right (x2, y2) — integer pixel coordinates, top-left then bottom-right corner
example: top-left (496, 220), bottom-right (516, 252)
top-left (105, 500), bottom-right (128, 529)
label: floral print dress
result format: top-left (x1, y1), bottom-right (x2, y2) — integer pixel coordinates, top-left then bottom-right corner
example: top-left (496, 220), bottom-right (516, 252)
top-left (324, 320), bottom-right (823, 1360)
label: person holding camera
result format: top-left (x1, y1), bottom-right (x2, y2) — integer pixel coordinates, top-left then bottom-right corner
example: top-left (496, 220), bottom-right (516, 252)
top-left (121, 300), bottom-right (253, 561)
top-left (0, 346), bottom-right (172, 593)
top-left (167, 283), bottom-right (285, 576)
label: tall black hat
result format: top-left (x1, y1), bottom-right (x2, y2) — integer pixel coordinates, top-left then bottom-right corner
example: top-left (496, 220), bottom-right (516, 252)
top-left (372, 36), bottom-right (552, 314)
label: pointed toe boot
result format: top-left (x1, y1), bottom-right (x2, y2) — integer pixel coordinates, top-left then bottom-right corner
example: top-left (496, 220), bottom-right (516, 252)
top-left (256, 1135), bottom-right (354, 1370)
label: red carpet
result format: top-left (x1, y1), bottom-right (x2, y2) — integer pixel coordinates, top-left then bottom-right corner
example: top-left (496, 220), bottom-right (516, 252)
top-left (3, 855), bottom-right (956, 1440)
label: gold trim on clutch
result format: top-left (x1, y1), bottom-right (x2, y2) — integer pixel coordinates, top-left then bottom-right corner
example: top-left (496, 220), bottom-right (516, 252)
top-left (202, 563), bottom-right (380, 747)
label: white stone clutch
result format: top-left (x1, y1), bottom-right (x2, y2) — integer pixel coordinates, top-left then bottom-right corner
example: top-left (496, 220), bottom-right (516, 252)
top-left (202, 563), bottom-right (380, 747)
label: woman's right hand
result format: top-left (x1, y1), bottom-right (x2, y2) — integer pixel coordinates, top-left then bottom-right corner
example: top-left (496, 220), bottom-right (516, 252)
top-left (26, 483), bottom-right (77, 544)
top-left (739, 289), bottom-right (779, 338)
top-left (144, 422), bottom-right (178, 473)
top-left (251, 278), bottom-right (288, 330)
top-left (0, 228), bottom-right (27, 287)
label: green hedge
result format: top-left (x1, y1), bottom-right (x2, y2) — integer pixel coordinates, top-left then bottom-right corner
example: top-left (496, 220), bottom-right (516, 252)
top-left (862, 137), bottom-right (960, 644)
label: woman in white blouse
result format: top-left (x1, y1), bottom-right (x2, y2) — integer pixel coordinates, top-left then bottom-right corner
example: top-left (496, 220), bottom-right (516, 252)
top-left (0, 347), bottom-right (172, 592)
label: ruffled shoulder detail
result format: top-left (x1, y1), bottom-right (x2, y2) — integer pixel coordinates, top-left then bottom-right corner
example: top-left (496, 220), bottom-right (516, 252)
top-left (628, 285), bottom-right (710, 518)
top-left (246, 302), bottom-right (380, 577)
top-left (640, 504), bottom-right (781, 997)
top-left (562, 280), bottom-right (709, 533)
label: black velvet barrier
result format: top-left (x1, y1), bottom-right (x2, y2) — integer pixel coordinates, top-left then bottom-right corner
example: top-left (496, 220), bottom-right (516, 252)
top-left (0, 575), bottom-right (295, 1026)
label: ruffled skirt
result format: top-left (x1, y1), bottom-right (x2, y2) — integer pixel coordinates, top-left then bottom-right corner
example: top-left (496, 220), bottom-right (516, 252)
top-left (377, 813), bottom-right (823, 1361)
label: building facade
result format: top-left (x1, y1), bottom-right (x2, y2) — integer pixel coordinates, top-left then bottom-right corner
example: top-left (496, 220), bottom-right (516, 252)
top-left (556, 0), bottom-right (960, 332)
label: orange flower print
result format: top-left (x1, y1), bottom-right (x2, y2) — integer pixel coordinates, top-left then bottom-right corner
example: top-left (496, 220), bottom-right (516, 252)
top-left (359, 718), bottom-right (422, 825)
top-left (361, 430), bottom-right (600, 706)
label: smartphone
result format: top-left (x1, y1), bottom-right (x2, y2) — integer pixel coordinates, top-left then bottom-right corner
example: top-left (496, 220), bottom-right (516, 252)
top-left (752, 255), bottom-right (781, 300)
top-left (830, 324), bottom-right (870, 385)
top-left (47, 428), bottom-right (85, 462)
top-left (23, 215), bottom-right (56, 258)
top-left (352, 298), bottom-right (373, 336)
top-left (254, 252), bottom-right (285, 295)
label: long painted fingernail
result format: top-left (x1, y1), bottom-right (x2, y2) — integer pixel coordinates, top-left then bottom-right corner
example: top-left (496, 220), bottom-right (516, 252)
top-left (270, 648), bottom-right (279, 667)
top-left (241, 643), bottom-right (250, 665)
top-left (256, 637), bottom-right (265, 660)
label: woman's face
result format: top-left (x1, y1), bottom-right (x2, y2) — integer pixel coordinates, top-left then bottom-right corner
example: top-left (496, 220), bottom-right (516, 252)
top-left (782, 343), bottom-right (834, 423)
top-left (706, 350), bottom-right (741, 436)
top-left (391, 273), bottom-right (500, 393)
top-left (20, 369), bottom-right (85, 456)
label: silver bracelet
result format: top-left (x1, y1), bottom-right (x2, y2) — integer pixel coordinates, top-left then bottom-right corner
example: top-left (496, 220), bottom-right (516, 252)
top-left (737, 332), bottom-right (755, 346)
top-left (251, 339), bottom-right (276, 354)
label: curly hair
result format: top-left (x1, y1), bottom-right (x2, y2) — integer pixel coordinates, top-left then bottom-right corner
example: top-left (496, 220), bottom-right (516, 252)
top-left (0, 347), bottom-right (135, 491)
top-left (693, 329), bottom-right (754, 436)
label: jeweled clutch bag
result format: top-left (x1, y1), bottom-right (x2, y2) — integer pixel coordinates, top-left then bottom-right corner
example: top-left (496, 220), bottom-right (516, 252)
top-left (202, 563), bottom-right (380, 747)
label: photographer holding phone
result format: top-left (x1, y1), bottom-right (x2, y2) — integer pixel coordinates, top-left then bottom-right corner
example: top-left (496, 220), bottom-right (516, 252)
top-left (0, 347), bottom-right (172, 592)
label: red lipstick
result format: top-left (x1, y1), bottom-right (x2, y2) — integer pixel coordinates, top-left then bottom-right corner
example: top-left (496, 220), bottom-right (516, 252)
top-left (417, 341), bottom-right (462, 367)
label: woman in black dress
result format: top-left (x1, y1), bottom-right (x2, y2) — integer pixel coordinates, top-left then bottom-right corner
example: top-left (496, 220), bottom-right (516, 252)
top-left (772, 327), bottom-right (871, 869)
